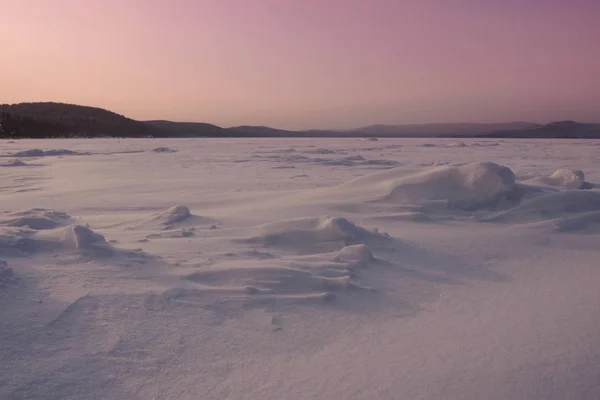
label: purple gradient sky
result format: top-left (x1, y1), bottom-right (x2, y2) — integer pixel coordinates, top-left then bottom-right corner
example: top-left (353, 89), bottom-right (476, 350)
top-left (2, 0), bottom-right (599, 129)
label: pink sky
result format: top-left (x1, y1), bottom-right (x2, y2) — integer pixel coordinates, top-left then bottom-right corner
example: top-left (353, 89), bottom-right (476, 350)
top-left (1, 0), bottom-right (599, 129)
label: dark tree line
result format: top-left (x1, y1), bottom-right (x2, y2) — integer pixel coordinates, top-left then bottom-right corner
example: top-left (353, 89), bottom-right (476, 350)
top-left (0, 102), bottom-right (159, 138)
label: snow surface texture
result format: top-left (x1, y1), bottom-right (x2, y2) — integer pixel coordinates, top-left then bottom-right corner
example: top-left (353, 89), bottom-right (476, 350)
top-left (1, 138), bottom-right (600, 400)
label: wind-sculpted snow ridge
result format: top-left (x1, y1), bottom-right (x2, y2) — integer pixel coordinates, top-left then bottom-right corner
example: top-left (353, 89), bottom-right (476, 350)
top-left (3, 149), bottom-right (82, 157)
top-left (304, 148), bottom-right (340, 155)
top-left (151, 146), bottom-right (178, 153)
top-left (420, 142), bottom-right (469, 148)
top-left (156, 205), bottom-right (192, 225)
top-left (480, 191), bottom-right (600, 227)
top-left (523, 168), bottom-right (590, 189)
top-left (253, 151), bottom-right (401, 168)
top-left (0, 209), bottom-right (133, 259)
top-left (0, 259), bottom-right (15, 287)
top-left (334, 244), bottom-right (375, 265)
top-left (315, 155), bottom-right (400, 167)
top-left (471, 142), bottom-right (501, 147)
top-left (1, 209), bottom-right (75, 230)
top-left (126, 205), bottom-right (218, 234)
top-left (552, 211), bottom-right (600, 233)
top-left (0, 224), bottom-right (111, 257)
top-left (182, 216), bottom-right (383, 301)
top-left (343, 162), bottom-right (520, 210)
top-left (243, 216), bottom-right (384, 249)
top-left (0, 160), bottom-right (30, 167)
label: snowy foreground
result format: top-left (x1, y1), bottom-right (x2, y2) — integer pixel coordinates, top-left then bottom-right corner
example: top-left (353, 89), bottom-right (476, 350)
top-left (1, 138), bottom-right (600, 400)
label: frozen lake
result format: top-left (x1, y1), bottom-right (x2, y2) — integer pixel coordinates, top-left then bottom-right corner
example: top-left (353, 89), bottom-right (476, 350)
top-left (1, 138), bottom-right (600, 399)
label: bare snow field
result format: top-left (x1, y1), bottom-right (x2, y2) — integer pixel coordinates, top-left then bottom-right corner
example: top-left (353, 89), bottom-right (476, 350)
top-left (1, 138), bottom-right (600, 400)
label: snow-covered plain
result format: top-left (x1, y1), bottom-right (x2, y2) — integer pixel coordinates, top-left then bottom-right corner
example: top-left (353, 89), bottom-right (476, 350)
top-left (1, 138), bottom-right (600, 400)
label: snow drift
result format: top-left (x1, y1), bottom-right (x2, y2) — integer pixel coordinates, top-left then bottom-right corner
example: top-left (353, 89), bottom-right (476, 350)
top-left (4, 149), bottom-right (80, 157)
top-left (243, 216), bottom-right (382, 248)
top-left (0, 259), bottom-right (13, 286)
top-left (481, 190), bottom-right (600, 224)
top-left (333, 162), bottom-right (520, 209)
top-left (524, 168), bottom-right (589, 189)
top-left (0, 210), bottom-right (112, 257)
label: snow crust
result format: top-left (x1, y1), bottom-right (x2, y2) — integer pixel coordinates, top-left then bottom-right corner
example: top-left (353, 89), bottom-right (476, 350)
top-left (1, 138), bottom-right (599, 400)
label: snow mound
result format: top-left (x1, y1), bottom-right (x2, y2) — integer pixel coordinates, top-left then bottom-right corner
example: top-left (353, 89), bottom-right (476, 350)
top-left (481, 191), bottom-right (600, 224)
top-left (0, 260), bottom-right (13, 285)
top-left (334, 244), bottom-right (375, 265)
top-left (554, 211), bottom-right (600, 233)
top-left (316, 156), bottom-right (399, 167)
top-left (244, 216), bottom-right (379, 248)
top-left (146, 228), bottom-right (195, 239)
top-left (6, 149), bottom-right (79, 157)
top-left (220, 217), bottom-right (383, 297)
top-left (184, 264), bottom-right (360, 295)
top-left (0, 210), bottom-right (112, 256)
top-left (379, 162), bottom-right (518, 209)
top-left (471, 142), bottom-right (500, 147)
top-left (0, 224), bottom-right (110, 256)
top-left (371, 212), bottom-right (434, 223)
top-left (129, 205), bottom-right (217, 233)
top-left (0, 160), bottom-right (29, 167)
top-left (152, 147), bottom-right (177, 153)
top-left (524, 168), bottom-right (587, 189)
top-left (69, 225), bottom-right (107, 249)
top-left (306, 148), bottom-right (338, 154)
top-left (155, 205), bottom-right (192, 225)
top-left (447, 142), bottom-right (467, 148)
top-left (2, 209), bottom-right (73, 230)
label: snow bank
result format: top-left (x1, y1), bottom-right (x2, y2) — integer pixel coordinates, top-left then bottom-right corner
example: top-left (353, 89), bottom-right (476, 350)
top-left (6, 149), bottom-right (79, 157)
top-left (0, 160), bottom-right (29, 167)
top-left (481, 191), bottom-right (600, 224)
top-left (334, 244), bottom-right (374, 265)
top-left (3, 209), bottom-right (73, 230)
top-left (244, 216), bottom-right (380, 247)
top-left (70, 225), bottom-right (107, 249)
top-left (152, 147), bottom-right (177, 153)
top-left (0, 260), bottom-right (13, 282)
top-left (0, 209), bottom-right (112, 256)
top-left (448, 142), bottom-right (467, 148)
top-left (0, 225), bottom-right (109, 255)
top-left (554, 211), bottom-right (600, 232)
top-left (155, 205), bottom-right (191, 225)
top-left (210, 217), bottom-right (384, 297)
top-left (524, 168), bottom-right (587, 189)
top-left (378, 162), bottom-right (518, 209)
top-left (127, 206), bottom-right (218, 235)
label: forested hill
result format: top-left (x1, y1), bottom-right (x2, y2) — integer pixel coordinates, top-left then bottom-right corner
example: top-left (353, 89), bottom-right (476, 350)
top-left (0, 102), bottom-right (158, 138)
top-left (1, 102), bottom-right (599, 139)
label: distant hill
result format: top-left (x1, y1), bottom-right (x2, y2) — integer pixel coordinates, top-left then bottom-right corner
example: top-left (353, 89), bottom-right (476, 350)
top-left (225, 122), bottom-right (544, 138)
top-left (484, 121), bottom-right (600, 139)
top-left (0, 102), bottom-right (158, 138)
top-left (347, 122), bottom-right (541, 137)
top-left (227, 125), bottom-right (294, 137)
top-left (145, 120), bottom-right (224, 137)
top-left (1, 102), bottom-right (599, 139)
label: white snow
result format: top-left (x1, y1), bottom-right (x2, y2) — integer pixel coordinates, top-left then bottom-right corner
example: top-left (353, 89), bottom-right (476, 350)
top-left (525, 168), bottom-right (588, 189)
top-left (3, 148), bottom-right (80, 157)
top-left (1, 137), bottom-right (600, 400)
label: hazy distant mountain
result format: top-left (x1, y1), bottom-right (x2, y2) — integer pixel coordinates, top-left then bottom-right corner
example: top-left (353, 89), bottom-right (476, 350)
top-left (348, 122), bottom-right (541, 137)
top-left (226, 122), bottom-right (544, 138)
top-left (0, 102), bottom-right (158, 138)
top-left (484, 121), bottom-right (600, 139)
